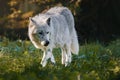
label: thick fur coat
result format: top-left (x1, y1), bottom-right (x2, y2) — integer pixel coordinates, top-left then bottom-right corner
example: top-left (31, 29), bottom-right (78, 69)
top-left (28, 7), bottom-right (79, 67)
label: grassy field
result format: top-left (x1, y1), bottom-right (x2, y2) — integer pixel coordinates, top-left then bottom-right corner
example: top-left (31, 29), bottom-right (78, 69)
top-left (0, 38), bottom-right (120, 80)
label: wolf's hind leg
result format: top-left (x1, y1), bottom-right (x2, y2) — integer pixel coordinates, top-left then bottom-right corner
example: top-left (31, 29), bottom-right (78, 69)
top-left (61, 48), bottom-right (66, 65)
top-left (64, 44), bottom-right (72, 67)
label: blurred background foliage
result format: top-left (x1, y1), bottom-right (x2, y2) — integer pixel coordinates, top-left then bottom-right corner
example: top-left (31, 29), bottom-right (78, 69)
top-left (0, 0), bottom-right (120, 42)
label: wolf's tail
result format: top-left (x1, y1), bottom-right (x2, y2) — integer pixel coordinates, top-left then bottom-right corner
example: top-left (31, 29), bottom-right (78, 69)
top-left (70, 30), bottom-right (79, 55)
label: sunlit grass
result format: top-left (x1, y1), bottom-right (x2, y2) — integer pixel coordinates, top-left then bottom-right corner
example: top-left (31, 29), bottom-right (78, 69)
top-left (0, 39), bottom-right (120, 80)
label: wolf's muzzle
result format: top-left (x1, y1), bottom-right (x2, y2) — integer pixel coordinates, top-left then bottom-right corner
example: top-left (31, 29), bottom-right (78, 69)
top-left (41, 40), bottom-right (49, 46)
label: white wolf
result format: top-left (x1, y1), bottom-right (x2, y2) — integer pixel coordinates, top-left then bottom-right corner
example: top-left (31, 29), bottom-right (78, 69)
top-left (28, 7), bottom-right (79, 67)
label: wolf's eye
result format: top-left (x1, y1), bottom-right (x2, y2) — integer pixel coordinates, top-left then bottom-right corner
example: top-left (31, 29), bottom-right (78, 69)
top-left (39, 32), bottom-right (43, 35)
top-left (46, 32), bottom-right (49, 34)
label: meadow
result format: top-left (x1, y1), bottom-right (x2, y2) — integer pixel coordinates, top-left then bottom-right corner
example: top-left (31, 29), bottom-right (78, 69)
top-left (0, 38), bottom-right (120, 80)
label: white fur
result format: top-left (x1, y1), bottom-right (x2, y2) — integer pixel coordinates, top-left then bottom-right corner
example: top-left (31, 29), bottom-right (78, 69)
top-left (28, 7), bottom-right (79, 67)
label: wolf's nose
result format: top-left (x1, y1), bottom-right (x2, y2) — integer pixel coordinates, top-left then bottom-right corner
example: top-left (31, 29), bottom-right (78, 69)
top-left (44, 41), bottom-right (49, 46)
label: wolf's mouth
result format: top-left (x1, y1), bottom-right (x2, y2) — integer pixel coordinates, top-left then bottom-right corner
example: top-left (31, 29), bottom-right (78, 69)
top-left (41, 40), bottom-right (50, 46)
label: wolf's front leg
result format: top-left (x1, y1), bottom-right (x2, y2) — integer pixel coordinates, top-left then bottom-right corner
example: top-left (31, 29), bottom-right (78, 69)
top-left (41, 49), bottom-right (55, 67)
top-left (50, 52), bottom-right (56, 64)
top-left (41, 51), bottom-right (50, 67)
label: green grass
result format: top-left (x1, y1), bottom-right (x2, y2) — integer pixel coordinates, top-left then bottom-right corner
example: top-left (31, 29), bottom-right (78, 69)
top-left (0, 39), bottom-right (120, 80)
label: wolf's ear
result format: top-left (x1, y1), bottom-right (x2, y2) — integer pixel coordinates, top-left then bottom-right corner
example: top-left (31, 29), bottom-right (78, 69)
top-left (29, 17), bottom-right (36, 24)
top-left (29, 17), bottom-right (36, 28)
top-left (46, 17), bottom-right (51, 26)
top-left (29, 17), bottom-right (32, 20)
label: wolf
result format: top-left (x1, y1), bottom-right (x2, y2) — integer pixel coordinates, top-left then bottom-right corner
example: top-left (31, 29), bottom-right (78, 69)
top-left (28, 7), bottom-right (79, 67)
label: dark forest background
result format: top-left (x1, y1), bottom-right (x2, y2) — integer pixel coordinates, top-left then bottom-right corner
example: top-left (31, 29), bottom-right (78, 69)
top-left (0, 0), bottom-right (120, 43)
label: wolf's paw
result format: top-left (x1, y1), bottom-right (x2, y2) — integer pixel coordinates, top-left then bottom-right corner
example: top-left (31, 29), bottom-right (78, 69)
top-left (51, 57), bottom-right (56, 64)
top-left (40, 60), bottom-right (47, 67)
top-left (65, 59), bottom-right (71, 67)
top-left (65, 61), bottom-right (71, 67)
top-left (51, 62), bottom-right (56, 66)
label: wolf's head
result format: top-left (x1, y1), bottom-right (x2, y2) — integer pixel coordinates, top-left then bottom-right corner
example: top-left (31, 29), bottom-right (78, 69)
top-left (28, 16), bottom-right (52, 49)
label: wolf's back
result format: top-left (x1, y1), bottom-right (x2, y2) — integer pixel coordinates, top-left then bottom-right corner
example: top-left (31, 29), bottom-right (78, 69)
top-left (47, 7), bottom-right (79, 54)
top-left (59, 7), bottom-right (79, 55)
top-left (47, 7), bottom-right (74, 33)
